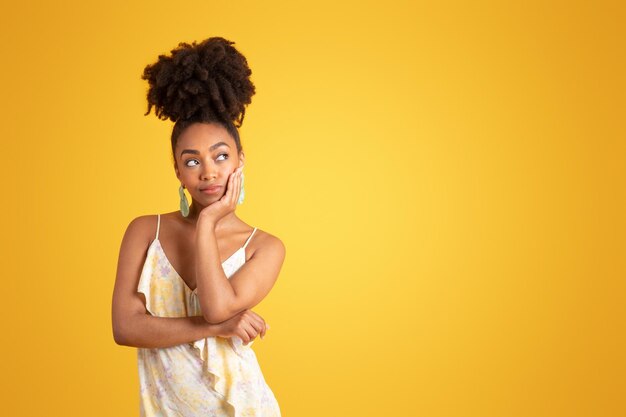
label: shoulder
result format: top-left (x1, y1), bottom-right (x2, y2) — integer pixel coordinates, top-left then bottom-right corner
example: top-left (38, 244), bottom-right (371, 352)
top-left (249, 228), bottom-right (286, 260)
top-left (122, 214), bottom-right (159, 246)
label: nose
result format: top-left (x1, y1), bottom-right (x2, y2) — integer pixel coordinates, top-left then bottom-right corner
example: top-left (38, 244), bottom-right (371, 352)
top-left (200, 160), bottom-right (217, 180)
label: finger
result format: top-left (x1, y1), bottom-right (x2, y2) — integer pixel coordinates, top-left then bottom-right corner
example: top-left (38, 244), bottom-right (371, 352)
top-left (251, 315), bottom-right (266, 339)
top-left (244, 314), bottom-right (262, 337)
top-left (238, 331), bottom-right (250, 345)
top-left (232, 168), bottom-right (242, 206)
top-left (246, 312), bottom-right (266, 339)
top-left (237, 169), bottom-right (243, 200)
top-left (237, 322), bottom-right (251, 344)
top-left (241, 321), bottom-right (258, 345)
top-left (229, 171), bottom-right (237, 206)
top-left (246, 310), bottom-right (264, 324)
top-left (224, 170), bottom-right (235, 200)
top-left (251, 316), bottom-right (264, 337)
top-left (232, 168), bottom-right (241, 200)
top-left (236, 170), bottom-right (242, 206)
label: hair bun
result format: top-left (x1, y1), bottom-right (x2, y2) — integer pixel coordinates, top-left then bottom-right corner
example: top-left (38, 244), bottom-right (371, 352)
top-left (142, 37), bottom-right (256, 127)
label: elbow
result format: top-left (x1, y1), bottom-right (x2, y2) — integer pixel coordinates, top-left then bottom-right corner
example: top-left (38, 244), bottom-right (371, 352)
top-left (202, 309), bottom-right (223, 325)
top-left (201, 309), bottom-right (213, 324)
top-left (201, 302), bottom-right (217, 323)
top-left (113, 327), bottom-right (128, 346)
top-left (112, 309), bottom-right (147, 347)
top-left (202, 305), bottom-right (233, 325)
top-left (200, 293), bottom-right (239, 324)
top-left (112, 321), bottom-right (134, 347)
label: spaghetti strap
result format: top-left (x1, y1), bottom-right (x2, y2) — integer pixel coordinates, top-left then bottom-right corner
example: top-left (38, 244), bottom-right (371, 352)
top-left (243, 227), bottom-right (258, 249)
top-left (135, 219), bottom-right (281, 416)
top-left (155, 214), bottom-right (161, 240)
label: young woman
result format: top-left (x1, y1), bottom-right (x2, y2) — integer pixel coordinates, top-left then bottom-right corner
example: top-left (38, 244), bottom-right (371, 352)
top-left (111, 37), bottom-right (285, 417)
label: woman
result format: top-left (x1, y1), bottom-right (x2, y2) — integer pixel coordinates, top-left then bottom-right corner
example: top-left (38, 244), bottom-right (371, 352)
top-left (111, 37), bottom-right (285, 417)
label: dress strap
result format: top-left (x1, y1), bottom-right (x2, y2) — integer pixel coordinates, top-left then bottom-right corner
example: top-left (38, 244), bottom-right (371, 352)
top-left (155, 214), bottom-right (161, 240)
top-left (243, 227), bottom-right (258, 249)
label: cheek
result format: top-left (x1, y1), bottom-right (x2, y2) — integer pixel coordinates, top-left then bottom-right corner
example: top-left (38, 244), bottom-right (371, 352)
top-left (221, 164), bottom-right (237, 177)
top-left (177, 167), bottom-right (190, 179)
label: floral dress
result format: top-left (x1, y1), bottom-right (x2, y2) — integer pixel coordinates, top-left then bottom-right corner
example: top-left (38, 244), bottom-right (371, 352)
top-left (136, 214), bottom-right (281, 417)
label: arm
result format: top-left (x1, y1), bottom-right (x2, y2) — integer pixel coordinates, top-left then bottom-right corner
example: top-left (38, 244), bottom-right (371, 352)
top-left (194, 219), bottom-right (237, 323)
top-left (195, 217), bottom-right (285, 324)
top-left (114, 313), bottom-right (222, 349)
top-left (111, 216), bottom-right (222, 348)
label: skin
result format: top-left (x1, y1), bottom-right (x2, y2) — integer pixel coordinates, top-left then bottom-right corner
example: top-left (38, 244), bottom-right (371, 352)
top-left (112, 122), bottom-right (285, 348)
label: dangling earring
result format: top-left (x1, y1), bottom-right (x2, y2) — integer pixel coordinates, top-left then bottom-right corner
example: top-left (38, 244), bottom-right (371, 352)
top-left (237, 171), bottom-right (245, 205)
top-left (179, 184), bottom-right (190, 217)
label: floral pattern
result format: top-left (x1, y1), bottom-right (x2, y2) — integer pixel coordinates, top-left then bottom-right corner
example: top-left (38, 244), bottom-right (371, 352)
top-left (136, 214), bottom-right (280, 417)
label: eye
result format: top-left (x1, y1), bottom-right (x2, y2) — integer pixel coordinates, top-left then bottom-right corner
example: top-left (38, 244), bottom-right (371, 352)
top-left (184, 153), bottom-right (228, 167)
top-left (185, 159), bottom-right (199, 167)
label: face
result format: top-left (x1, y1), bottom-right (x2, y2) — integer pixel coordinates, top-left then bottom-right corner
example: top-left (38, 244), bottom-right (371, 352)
top-left (174, 122), bottom-right (244, 205)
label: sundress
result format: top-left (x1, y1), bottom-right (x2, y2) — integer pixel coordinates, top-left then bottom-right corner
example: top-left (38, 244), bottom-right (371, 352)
top-left (136, 214), bottom-right (281, 417)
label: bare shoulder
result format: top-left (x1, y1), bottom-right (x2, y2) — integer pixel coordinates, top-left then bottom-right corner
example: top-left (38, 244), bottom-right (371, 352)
top-left (225, 226), bottom-right (286, 316)
top-left (112, 214), bottom-right (160, 343)
top-left (116, 214), bottom-right (160, 275)
top-left (249, 228), bottom-right (286, 261)
top-left (124, 214), bottom-right (159, 244)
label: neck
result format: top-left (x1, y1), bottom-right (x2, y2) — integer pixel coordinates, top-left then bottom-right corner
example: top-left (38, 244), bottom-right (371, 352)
top-left (181, 201), bottom-right (239, 232)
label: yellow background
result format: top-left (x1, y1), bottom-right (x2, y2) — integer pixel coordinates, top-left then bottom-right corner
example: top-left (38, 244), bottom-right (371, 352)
top-left (1, 1), bottom-right (624, 416)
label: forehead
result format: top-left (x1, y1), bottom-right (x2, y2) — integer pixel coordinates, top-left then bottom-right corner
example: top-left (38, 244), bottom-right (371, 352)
top-left (176, 122), bottom-right (235, 151)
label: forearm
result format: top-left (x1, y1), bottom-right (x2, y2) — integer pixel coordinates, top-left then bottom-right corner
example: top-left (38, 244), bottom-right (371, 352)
top-left (195, 220), bottom-right (236, 322)
top-left (115, 314), bottom-right (222, 349)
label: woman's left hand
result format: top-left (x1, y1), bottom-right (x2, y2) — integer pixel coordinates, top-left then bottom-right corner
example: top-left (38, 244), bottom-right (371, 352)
top-left (199, 166), bottom-right (243, 226)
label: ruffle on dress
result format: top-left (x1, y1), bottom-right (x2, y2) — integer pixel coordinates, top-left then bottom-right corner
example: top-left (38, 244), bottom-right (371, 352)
top-left (191, 336), bottom-right (269, 417)
top-left (136, 219), bottom-right (281, 417)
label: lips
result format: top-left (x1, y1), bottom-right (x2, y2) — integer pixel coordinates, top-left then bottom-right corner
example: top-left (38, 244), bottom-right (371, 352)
top-left (200, 185), bottom-right (222, 194)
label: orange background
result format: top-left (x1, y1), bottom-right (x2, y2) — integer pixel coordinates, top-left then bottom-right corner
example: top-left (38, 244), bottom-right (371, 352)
top-left (0, 1), bottom-right (624, 416)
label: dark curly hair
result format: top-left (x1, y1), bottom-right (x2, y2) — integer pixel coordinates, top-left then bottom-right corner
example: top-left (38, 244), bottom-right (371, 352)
top-left (141, 37), bottom-right (256, 160)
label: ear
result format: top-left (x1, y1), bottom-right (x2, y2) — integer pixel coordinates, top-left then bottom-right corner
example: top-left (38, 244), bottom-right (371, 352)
top-left (239, 152), bottom-right (245, 168)
top-left (174, 162), bottom-right (181, 182)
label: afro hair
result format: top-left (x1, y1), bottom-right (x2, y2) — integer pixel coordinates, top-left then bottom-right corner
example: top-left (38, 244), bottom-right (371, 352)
top-left (142, 37), bottom-right (256, 128)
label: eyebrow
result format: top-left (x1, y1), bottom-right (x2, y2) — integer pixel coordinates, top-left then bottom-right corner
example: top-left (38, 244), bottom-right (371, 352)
top-left (180, 142), bottom-right (230, 158)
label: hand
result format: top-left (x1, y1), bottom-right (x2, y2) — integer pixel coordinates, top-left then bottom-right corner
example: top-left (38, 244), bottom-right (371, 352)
top-left (199, 166), bottom-right (244, 225)
top-left (214, 309), bottom-right (270, 345)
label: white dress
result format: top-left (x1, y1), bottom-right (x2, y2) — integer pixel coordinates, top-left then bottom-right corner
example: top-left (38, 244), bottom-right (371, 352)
top-left (136, 214), bottom-right (281, 417)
